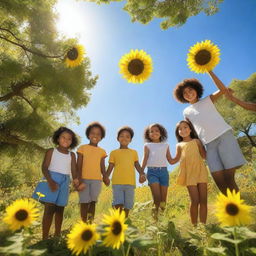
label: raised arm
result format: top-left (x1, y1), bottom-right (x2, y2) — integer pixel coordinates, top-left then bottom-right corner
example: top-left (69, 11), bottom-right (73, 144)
top-left (141, 145), bottom-right (149, 172)
top-left (170, 144), bottom-right (182, 165)
top-left (195, 139), bottom-right (206, 159)
top-left (208, 71), bottom-right (228, 102)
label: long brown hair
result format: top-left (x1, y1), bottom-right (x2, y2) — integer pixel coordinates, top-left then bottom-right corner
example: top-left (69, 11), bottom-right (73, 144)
top-left (175, 120), bottom-right (198, 142)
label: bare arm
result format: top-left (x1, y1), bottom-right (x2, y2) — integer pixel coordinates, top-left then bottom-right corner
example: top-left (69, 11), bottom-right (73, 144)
top-left (208, 71), bottom-right (228, 102)
top-left (166, 146), bottom-right (174, 165)
top-left (100, 157), bottom-right (107, 177)
top-left (76, 152), bottom-right (83, 181)
top-left (70, 152), bottom-right (78, 180)
top-left (170, 144), bottom-right (182, 164)
top-left (42, 148), bottom-right (58, 191)
top-left (105, 163), bottom-right (114, 177)
top-left (141, 145), bottom-right (149, 171)
top-left (195, 139), bottom-right (206, 159)
top-left (135, 161), bottom-right (146, 183)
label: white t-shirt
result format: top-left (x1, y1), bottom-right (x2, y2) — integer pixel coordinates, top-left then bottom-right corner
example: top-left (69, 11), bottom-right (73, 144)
top-left (183, 96), bottom-right (231, 145)
top-left (145, 142), bottom-right (169, 167)
top-left (48, 148), bottom-right (71, 175)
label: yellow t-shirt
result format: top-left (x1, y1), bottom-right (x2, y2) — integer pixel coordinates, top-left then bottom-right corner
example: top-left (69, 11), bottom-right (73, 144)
top-left (77, 144), bottom-right (107, 180)
top-left (109, 149), bottom-right (138, 186)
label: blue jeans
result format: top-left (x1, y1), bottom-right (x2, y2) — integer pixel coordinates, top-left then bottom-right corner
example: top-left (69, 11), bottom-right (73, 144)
top-left (147, 167), bottom-right (169, 186)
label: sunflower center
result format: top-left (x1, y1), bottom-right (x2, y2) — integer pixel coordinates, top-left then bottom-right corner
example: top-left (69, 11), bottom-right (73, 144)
top-left (226, 203), bottom-right (239, 216)
top-left (15, 209), bottom-right (28, 221)
top-left (128, 59), bottom-right (144, 76)
top-left (112, 221), bottom-right (122, 235)
top-left (195, 49), bottom-right (211, 65)
top-left (81, 230), bottom-right (93, 241)
top-left (67, 48), bottom-right (79, 60)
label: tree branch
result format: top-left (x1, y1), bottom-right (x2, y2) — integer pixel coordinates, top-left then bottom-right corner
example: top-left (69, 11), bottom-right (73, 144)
top-left (0, 34), bottom-right (63, 59)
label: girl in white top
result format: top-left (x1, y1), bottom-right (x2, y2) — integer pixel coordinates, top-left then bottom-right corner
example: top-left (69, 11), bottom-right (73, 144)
top-left (141, 123), bottom-right (173, 219)
top-left (32, 127), bottom-right (83, 240)
top-left (173, 71), bottom-right (246, 195)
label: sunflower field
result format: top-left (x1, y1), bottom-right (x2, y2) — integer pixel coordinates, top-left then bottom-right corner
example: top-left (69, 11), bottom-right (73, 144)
top-left (0, 156), bottom-right (256, 256)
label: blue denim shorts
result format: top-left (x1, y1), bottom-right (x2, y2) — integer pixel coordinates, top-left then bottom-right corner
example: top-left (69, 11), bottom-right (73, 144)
top-left (32, 171), bottom-right (70, 207)
top-left (147, 167), bottom-right (169, 186)
top-left (206, 130), bottom-right (246, 173)
top-left (112, 185), bottom-right (135, 209)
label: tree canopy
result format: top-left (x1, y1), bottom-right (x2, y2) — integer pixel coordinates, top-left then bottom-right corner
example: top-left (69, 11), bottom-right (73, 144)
top-left (0, 0), bottom-right (97, 155)
top-left (86, 0), bottom-right (223, 29)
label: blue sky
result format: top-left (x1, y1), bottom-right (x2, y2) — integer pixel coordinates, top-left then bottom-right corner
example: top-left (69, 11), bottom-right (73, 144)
top-left (56, 0), bottom-right (256, 173)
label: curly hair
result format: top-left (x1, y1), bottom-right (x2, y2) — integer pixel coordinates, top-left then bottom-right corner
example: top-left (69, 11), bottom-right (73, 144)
top-left (144, 123), bottom-right (168, 142)
top-left (175, 120), bottom-right (198, 142)
top-left (117, 126), bottom-right (134, 139)
top-left (173, 78), bottom-right (204, 103)
top-left (52, 127), bottom-right (78, 149)
top-left (85, 122), bottom-right (106, 139)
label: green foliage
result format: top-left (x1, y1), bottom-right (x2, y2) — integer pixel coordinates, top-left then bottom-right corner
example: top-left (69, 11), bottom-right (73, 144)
top-left (85, 0), bottom-right (223, 29)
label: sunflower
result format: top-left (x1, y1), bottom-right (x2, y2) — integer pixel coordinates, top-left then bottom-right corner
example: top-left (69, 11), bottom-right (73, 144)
top-left (3, 198), bottom-right (39, 231)
top-left (119, 49), bottom-right (153, 83)
top-left (215, 189), bottom-right (252, 226)
top-left (102, 208), bottom-right (128, 249)
top-left (67, 221), bottom-right (99, 255)
top-left (187, 40), bottom-right (220, 73)
top-left (65, 45), bottom-right (85, 68)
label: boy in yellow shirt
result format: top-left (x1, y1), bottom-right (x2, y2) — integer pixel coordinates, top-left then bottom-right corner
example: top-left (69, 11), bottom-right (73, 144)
top-left (77, 122), bottom-right (107, 222)
top-left (105, 126), bottom-right (146, 217)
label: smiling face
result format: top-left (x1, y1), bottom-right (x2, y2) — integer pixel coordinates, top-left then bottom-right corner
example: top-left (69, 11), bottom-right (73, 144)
top-left (118, 130), bottom-right (131, 147)
top-left (58, 131), bottom-right (73, 148)
top-left (178, 122), bottom-right (192, 139)
top-left (88, 127), bottom-right (102, 146)
top-left (149, 125), bottom-right (161, 142)
top-left (183, 86), bottom-right (198, 103)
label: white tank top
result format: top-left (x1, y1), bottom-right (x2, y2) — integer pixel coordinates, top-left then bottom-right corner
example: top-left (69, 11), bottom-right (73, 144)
top-left (145, 142), bottom-right (169, 167)
top-left (48, 148), bottom-right (71, 175)
top-left (183, 96), bottom-right (231, 145)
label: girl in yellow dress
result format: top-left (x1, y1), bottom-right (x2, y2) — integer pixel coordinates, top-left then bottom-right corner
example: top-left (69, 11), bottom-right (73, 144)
top-left (171, 120), bottom-right (208, 225)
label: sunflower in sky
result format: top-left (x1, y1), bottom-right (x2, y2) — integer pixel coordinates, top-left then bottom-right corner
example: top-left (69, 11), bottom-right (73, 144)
top-left (65, 45), bottom-right (85, 68)
top-left (102, 208), bottom-right (128, 249)
top-left (119, 49), bottom-right (153, 83)
top-left (67, 221), bottom-right (99, 255)
top-left (215, 189), bottom-right (252, 226)
top-left (3, 198), bottom-right (39, 231)
top-left (187, 40), bottom-right (220, 73)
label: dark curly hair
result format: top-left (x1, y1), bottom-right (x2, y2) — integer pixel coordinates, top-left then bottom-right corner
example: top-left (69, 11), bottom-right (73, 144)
top-left (144, 123), bottom-right (168, 142)
top-left (173, 78), bottom-right (204, 103)
top-left (85, 122), bottom-right (106, 139)
top-left (175, 120), bottom-right (198, 142)
top-left (52, 127), bottom-right (78, 149)
top-left (117, 126), bottom-right (134, 139)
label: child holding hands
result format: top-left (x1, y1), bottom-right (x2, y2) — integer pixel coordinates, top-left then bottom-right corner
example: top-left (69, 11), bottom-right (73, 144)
top-left (77, 122), bottom-right (107, 222)
top-left (171, 120), bottom-right (208, 225)
top-left (105, 126), bottom-right (146, 217)
top-left (32, 127), bottom-right (79, 239)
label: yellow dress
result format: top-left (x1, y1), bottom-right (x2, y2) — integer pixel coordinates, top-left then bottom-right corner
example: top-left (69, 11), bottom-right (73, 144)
top-left (177, 139), bottom-right (208, 186)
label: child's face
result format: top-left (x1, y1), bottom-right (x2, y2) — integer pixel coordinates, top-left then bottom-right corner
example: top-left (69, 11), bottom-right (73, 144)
top-left (58, 131), bottom-right (72, 148)
top-left (149, 126), bottom-right (161, 142)
top-left (183, 87), bottom-right (198, 103)
top-left (178, 122), bottom-right (191, 139)
top-left (89, 127), bottom-right (102, 145)
top-left (118, 131), bottom-right (131, 147)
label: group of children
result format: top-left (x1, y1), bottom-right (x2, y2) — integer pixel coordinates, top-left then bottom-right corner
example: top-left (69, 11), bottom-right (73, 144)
top-left (32, 71), bottom-right (255, 239)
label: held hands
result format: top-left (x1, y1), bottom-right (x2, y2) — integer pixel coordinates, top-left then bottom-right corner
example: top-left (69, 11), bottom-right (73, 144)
top-left (103, 175), bottom-right (110, 186)
top-left (73, 178), bottom-right (86, 191)
top-left (139, 173), bottom-right (147, 184)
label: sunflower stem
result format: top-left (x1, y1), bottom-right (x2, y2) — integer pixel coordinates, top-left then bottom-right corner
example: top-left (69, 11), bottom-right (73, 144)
top-left (121, 244), bottom-right (126, 256)
top-left (233, 227), bottom-right (240, 256)
top-left (125, 243), bottom-right (131, 256)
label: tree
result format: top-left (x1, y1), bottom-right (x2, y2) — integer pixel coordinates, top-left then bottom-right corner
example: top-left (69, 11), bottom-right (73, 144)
top-left (0, 0), bottom-right (97, 155)
top-left (86, 0), bottom-right (223, 29)
top-left (215, 73), bottom-right (256, 158)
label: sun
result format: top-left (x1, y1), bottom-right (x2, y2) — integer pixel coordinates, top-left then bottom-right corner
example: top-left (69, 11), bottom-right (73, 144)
top-left (119, 49), bottom-right (153, 84)
top-left (187, 40), bottom-right (220, 73)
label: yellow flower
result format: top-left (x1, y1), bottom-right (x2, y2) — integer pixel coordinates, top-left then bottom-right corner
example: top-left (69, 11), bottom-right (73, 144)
top-left (102, 208), bottom-right (128, 249)
top-left (187, 40), bottom-right (220, 73)
top-left (67, 221), bottom-right (99, 255)
top-left (65, 45), bottom-right (85, 68)
top-left (36, 192), bottom-right (45, 198)
top-left (119, 49), bottom-right (153, 83)
top-left (215, 189), bottom-right (252, 226)
top-left (3, 198), bottom-right (39, 231)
